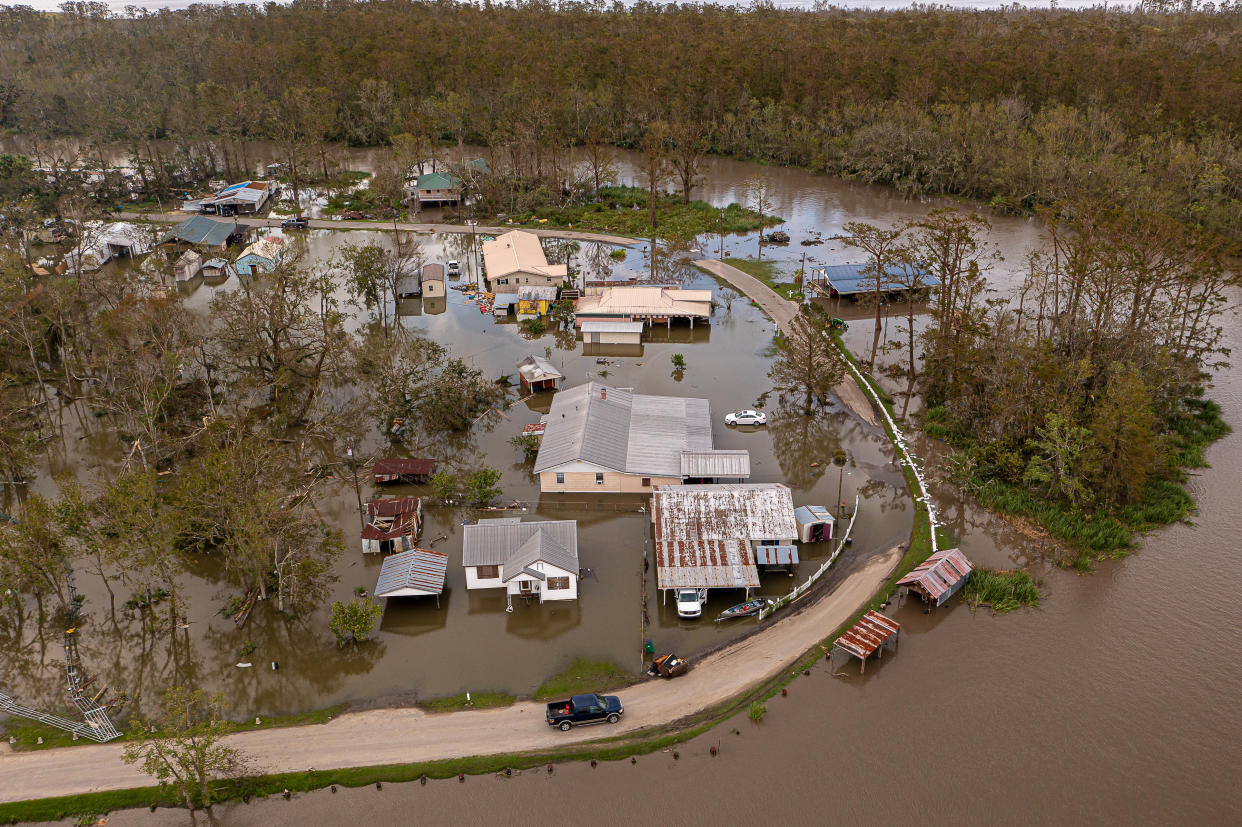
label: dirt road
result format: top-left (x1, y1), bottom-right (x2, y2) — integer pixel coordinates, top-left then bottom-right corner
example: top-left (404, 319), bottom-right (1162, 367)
top-left (120, 212), bottom-right (635, 247)
top-left (693, 259), bottom-right (878, 426)
top-left (0, 549), bottom-right (898, 804)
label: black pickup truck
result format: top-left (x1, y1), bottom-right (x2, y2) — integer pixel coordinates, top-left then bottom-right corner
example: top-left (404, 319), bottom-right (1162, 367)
top-left (280, 216), bottom-right (309, 230)
top-left (545, 693), bottom-right (624, 731)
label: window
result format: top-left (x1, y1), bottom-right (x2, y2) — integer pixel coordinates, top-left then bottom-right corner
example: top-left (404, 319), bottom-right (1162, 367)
top-left (547, 576), bottom-right (570, 591)
top-left (641, 478), bottom-right (651, 488)
top-left (595, 472), bottom-right (605, 485)
top-left (477, 565), bottom-right (499, 579)
top-left (555, 472), bottom-right (565, 485)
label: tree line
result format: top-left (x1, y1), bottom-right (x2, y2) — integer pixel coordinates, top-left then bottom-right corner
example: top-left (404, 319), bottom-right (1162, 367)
top-left (1, 2), bottom-right (1241, 242)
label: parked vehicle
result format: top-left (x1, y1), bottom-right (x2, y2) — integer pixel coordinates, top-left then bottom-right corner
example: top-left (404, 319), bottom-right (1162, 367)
top-left (716, 597), bottom-right (770, 622)
top-left (447, 260), bottom-right (461, 276)
top-left (545, 694), bottom-right (624, 730)
top-left (724, 409), bottom-right (768, 426)
top-left (676, 588), bottom-right (705, 618)
top-left (647, 653), bottom-right (689, 678)
top-left (828, 317), bottom-right (849, 332)
top-left (280, 216), bottom-right (309, 230)
top-left (343, 210), bottom-right (364, 220)
top-left (762, 230), bottom-right (790, 244)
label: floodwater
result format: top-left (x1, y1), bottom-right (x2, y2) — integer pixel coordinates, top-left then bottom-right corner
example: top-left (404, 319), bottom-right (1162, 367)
top-left (8, 142), bottom-right (1242, 821)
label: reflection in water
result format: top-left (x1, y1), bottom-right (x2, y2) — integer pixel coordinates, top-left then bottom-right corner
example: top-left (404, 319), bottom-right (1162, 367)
top-left (583, 343), bottom-right (644, 359)
top-left (379, 593), bottom-right (451, 637)
top-left (505, 600), bottom-right (582, 640)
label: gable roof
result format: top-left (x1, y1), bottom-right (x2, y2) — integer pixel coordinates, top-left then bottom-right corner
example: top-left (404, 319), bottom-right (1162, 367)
top-left (374, 548), bottom-right (448, 597)
top-left (680, 450), bottom-right (751, 479)
top-left (461, 519), bottom-right (578, 571)
top-left (516, 355), bottom-right (563, 384)
top-left (896, 548), bottom-right (973, 605)
top-left (575, 286), bottom-right (712, 319)
top-left (421, 263), bottom-right (445, 283)
top-left (416, 171), bottom-right (459, 190)
top-left (161, 215), bottom-right (237, 247)
top-left (652, 483), bottom-right (797, 542)
top-left (501, 530), bottom-right (577, 582)
top-left (237, 237), bottom-right (283, 263)
top-left (533, 382), bottom-right (714, 478)
top-left (482, 230), bottom-right (567, 281)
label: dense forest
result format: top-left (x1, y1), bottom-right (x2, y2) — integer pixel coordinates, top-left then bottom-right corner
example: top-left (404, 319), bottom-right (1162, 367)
top-left (1, 1), bottom-right (1241, 241)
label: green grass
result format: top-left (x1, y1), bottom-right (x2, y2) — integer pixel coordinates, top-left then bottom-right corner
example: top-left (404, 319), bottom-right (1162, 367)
top-left (962, 568), bottom-right (1041, 613)
top-left (532, 657), bottom-right (632, 701)
top-left (722, 256), bottom-right (803, 301)
top-left (2, 704), bottom-right (348, 752)
top-left (416, 692), bottom-right (516, 713)
top-left (748, 701), bottom-right (766, 722)
top-left (508, 186), bottom-right (780, 242)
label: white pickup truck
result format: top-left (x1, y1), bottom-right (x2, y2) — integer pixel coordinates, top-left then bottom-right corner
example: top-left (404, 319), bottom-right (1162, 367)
top-left (676, 588), bottom-right (706, 619)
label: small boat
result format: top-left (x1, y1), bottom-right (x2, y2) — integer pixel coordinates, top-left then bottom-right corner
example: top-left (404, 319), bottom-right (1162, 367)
top-left (715, 597), bottom-right (770, 621)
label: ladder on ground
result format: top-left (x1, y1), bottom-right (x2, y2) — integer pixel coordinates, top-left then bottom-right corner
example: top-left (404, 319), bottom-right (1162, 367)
top-left (0, 690), bottom-right (118, 743)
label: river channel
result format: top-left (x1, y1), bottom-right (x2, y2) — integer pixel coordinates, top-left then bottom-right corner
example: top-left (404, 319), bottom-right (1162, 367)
top-left (5, 142), bottom-right (1241, 820)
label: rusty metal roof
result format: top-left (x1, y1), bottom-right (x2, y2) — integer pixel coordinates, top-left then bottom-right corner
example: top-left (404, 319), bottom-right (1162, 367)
top-left (834, 611), bottom-right (901, 660)
top-left (654, 539), bottom-right (759, 590)
top-left (896, 548), bottom-right (973, 605)
top-left (374, 548), bottom-right (448, 597)
top-left (362, 497), bottom-right (421, 541)
top-left (754, 545), bottom-right (799, 566)
top-left (372, 458), bottom-right (437, 478)
top-left (652, 484), bottom-right (797, 543)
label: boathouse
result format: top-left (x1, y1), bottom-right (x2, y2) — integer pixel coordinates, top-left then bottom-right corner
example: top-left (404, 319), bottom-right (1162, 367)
top-left (830, 610), bottom-right (901, 674)
top-left (516, 355), bottom-right (564, 393)
top-left (462, 518), bottom-right (579, 608)
top-left (482, 230), bottom-right (567, 293)
top-left (896, 547), bottom-right (973, 607)
top-left (374, 548), bottom-right (448, 606)
top-left (533, 382), bottom-right (750, 494)
top-left (803, 263), bottom-right (940, 301)
top-left (361, 496), bottom-right (422, 554)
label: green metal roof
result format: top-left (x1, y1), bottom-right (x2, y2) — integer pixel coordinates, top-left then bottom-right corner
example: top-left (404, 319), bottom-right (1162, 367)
top-left (160, 215), bottom-right (237, 247)
top-left (416, 171), bottom-right (459, 190)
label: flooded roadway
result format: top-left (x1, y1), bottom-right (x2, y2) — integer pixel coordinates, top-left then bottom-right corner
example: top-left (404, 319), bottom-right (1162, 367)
top-left (5, 141), bottom-right (1241, 821)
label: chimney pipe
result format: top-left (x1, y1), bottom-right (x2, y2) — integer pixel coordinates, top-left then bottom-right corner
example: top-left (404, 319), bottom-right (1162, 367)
top-left (601, 387), bottom-right (606, 400)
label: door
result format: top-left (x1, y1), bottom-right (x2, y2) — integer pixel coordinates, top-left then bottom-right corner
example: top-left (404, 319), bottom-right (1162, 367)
top-left (519, 580), bottom-right (533, 594)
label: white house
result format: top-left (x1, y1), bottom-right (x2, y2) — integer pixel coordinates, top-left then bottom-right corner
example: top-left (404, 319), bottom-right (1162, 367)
top-left (481, 230), bottom-right (567, 293)
top-left (462, 518), bottom-right (579, 609)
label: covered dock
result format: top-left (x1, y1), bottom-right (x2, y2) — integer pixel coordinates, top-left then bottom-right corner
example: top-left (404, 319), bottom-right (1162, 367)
top-left (830, 610), bottom-right (901, 674)
top-left (654, 538), bottom-right (759, 600)
top-left (896, 547), bottom-right (973, 607)
top-left (372, 458), bottom-right (437, 484)
top-left (804, 263), bottom-right (940, 300)
top-left (374, 548), bottom-right (448, 606)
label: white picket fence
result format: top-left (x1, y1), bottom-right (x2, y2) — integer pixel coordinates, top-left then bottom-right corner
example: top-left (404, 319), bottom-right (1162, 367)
top-left (758, 494), bottom-right (860, 621)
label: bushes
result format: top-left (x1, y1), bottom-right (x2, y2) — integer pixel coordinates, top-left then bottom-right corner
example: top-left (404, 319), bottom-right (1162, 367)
top-left (328, 597), bottom-right (382, 646)
top-left (962, 568), bottom-right (1041, 614)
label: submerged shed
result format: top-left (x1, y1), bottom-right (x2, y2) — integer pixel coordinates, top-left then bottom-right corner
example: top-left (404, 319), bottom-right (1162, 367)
top-left (794, 505), bottom-right (835, 543)
top-left (361, 496), bottom-right (422, 554)
top-left (831, 610), bottom-right (901, 675)
top-left (174, 249), bottom-right (203, 283)
top-left (374, 548), bottom-right (448, 605)
top-left (515, 355), bottom-right (564, 393)
top-left (896, 548), bottom-right (973, 607)
top-left (421, 263), bottom-right (446, 298)
top-left (372, 458), bottom-right (437, 484)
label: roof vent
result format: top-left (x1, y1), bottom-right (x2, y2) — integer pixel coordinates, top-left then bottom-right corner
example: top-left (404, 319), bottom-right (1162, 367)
top-left (601, 388), bottom-right (607, 400)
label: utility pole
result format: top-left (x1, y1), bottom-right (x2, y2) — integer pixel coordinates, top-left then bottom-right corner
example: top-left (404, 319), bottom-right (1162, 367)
top-left (346, 447), bottom-right (364, 530)
top-left (719, 207), bottom-right (725, 260)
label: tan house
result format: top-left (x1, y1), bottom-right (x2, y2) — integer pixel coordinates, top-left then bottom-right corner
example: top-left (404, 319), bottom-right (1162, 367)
top-left (574, 285), bottom-right (712, 328)
top-left (481, 230), bottom-right (567, 293)
top-left (421, 263), bottom-right (446, 297)
top-left (533, 382), bottom-right (749, 494)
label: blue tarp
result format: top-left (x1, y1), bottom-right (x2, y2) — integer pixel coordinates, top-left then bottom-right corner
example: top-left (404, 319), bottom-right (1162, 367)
top-left (816, 263), bottom-right (940, 297)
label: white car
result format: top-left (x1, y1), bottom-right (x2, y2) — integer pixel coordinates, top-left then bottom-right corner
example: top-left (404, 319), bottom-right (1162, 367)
top-left (446, 260), bottom-right (461, 276)
top-left (676, 589), bottom-right (704, 619)
top-left (724, 409), bottom-right (768, 426)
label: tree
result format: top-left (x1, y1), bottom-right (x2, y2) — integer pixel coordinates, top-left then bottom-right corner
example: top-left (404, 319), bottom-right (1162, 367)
top-left (465, 468), bottom-right (502, 504)
top-left (1023, 412), bottom-right (1097, 508)
top-left (328, 596), bottom-right (382, 646)
top-left (834, 222), bottom-right (905, 370)
top-left (669, 120), bottom-right (708, 203)
top-left (122, 687), bottom-right (251, 811)
top-left (0, 484), bottom-right (87, 608)
top-left (769, 308), bottom-right (846, 415)
top-left (637, 121), bottom-right (672, 229)
top-left (510, 433), bottom-right (541, 460)
top-left (744, 174), bottom-right (776, 260)
top-left (583, 123), bottom-right (618, 200)
top-left (336, 240), bottom-right (423, 339)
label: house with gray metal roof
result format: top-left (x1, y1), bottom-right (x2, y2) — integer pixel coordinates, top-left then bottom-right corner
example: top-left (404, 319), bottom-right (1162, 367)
top-left (374, 548), bottom-right (448, 605)
top-left (159, 215), bottom-right (244, 250)
top-left (533, 382), bottom-right (748, 494)
top-left (462, 518), bottom-right (579, 608)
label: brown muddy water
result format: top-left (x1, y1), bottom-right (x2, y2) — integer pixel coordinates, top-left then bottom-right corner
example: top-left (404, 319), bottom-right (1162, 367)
top-left (8, 143), bottom-right (1242, 821)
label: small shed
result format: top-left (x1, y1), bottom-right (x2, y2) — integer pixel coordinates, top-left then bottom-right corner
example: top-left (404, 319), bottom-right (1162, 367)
top-left (396, 273), bottom-right (421, 298)
top-left (492, 293), bottom-right (519, 317)
top-left (174, 250), bottom-right (203, 283)
top-left (794, 505), bottom-right (835, 542)
top-left (374, 548), bottom-right (448, 606)
top-left (517, 285), bottom-right (558, 319)
top-left (580, 320), bottom-right (644, 345)
top-left (421, 263), bottom-right (446, 298)
top-left (361, 496), bottom-right (422, 554)
top-left (896, 548), bottom-right (973, 607)
top-left (372, 458), bottom-right (437, 484)
top-left (830, 610), bottom-right (901, 675)
top-left (515, 355), bottom-right (563, 393)
top-left (201, 258), bottom-right (231, 280)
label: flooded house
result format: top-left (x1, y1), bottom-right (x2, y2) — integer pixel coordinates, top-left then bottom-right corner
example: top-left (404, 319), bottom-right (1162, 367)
top-left (651, 483), bottom-right (798, 605)
top-left (67, 222), bottom-right (151, 271)
top-left (201, 257), bottom-right (231, 281)
top-left (396, 271), bottom-right (421, 298)
top-left (580, 320), bottom-right (644, 346)
top-left (182, 180), bottom-right (274, 216)
top-left (158, 215), bottom-right (245, 252)
top-left (173, 249), bottom-right (203, 282)
top-left (533, 382), bottom-right (750, 494)
top-left (515, 355), bottom-right (564, 393)
top-left (234, 237), bottom-right (284, 276)
top-left (461, 518), bottom-right (579, 609)
top-left (481, 230), bottom-right (567, 293)
top-left (574, 285), bottom-right (712, 328)
top-left (361, 496), bottom-right (422, 554)
top-left (516, 285), bottom-right (558, 319)
top-left (374, 547), bottom-right (448, 606)
top-left (896, 548), bottom-right (973, 607)
top-left (803, 262), bottom-right (940, 302)
top-left (407, 171), bottom-right (461, 207)
top-left (420, 263), bottom-right (446, 298)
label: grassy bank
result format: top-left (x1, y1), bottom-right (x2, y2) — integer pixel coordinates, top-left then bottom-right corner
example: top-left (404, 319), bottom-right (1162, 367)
top-left (415, 692), bottom-right (516, 713)
top-left (962, 568), bottom-right (1041, 614)
top-left (511, 186), bottom-right (780, 242)
top-left (722, 257), bottom-right (803, 301)
top-left (532, 658), bottom-right (632, 701)
top-left (926, 397), bottom-right (1229, 566)
top-left (2, 704), bottom-right (348, 753)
